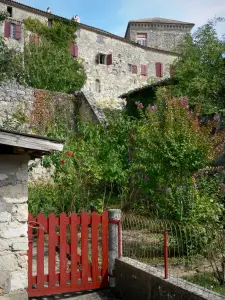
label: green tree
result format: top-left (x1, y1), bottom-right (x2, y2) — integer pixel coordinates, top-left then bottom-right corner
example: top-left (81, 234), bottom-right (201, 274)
top-left (23, 40), bottom-right (86, 92)
top-left (22, 18), bottom-right (86, 92)
top-left (172, 18), bottom-right (225, 114)
top-left (0, 12), bottom-right (23, 82)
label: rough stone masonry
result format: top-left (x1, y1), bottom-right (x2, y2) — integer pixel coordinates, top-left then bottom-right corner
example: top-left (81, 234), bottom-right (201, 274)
top-left (0, 155), bottom-right (29, 300)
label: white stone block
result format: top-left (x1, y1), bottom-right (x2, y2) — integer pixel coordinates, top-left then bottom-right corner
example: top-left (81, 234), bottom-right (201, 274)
top-left (10, 271), bottom-right (28, 292)
top-left (0, 222), bottom-right (27, 239)
top-left (0, 254), bottom-right (18, 271)
top-left (11, 204), bottom-right (28, 222)
top-left (0, 239), bottom-right (9, 251)
top-left (0, 212), bottom-right (11, 223)
top-left (11, 238), bottom-right (28, 251)
top-left (0, 184), bottom-right (27, 204)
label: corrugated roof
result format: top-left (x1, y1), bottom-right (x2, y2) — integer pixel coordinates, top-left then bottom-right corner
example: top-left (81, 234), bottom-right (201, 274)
top-left (130, 17), bottom-right (194, 25)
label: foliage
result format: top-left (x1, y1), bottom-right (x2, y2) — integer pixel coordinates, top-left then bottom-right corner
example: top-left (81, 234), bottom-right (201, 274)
top-left (183, 272), bottom-right (225, 295)
top-left (172, 18), bottom-right (225, 115)
top-left (23, 40), bottom-right (86, 92)
top-left (29, 93), bottom-right (223, 224)
top-left (24, 18), bottom-right (78, 49)
top-left (0, 12), bottom-right (23, 83)
top-left (21, 18), bottom-right (86, 92)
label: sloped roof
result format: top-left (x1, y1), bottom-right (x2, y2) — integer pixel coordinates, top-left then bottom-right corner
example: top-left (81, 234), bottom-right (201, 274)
top-left (119, 78), bottom-right (175, 99)
top-left (0, 0), bottom-right (177, 55)
top-left (130, 17), bottom-right (194, 26)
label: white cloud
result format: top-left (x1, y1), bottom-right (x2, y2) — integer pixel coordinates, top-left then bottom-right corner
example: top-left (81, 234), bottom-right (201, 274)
top-left (114, 0), bottom-right (225, 36)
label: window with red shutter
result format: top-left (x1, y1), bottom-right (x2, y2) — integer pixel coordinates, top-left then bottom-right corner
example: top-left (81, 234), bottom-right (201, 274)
top-left (141, 64), bottom-right (147, 76)
top-left (107, 54), bottom-right (112, 65)
top-left (71, 44), bottom-right (78, 57)
top-left (132, 64), bottom-right (137, 74)
top-left (15, 24), bottom-right (22, 40)
top-left (156, 62), bottom-right (163, 77)
top-left (4, 22), bottom-right (10, 38)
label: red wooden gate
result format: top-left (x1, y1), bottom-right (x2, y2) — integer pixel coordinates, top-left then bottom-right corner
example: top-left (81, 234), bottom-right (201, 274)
top-left (27, 211), bottom-right (108, 297)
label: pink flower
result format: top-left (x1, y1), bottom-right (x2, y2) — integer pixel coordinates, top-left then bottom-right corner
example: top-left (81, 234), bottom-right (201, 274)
top-left (60, 159), bottom-right (66, 164)
top-left (214, 114), bottom-right (220, 123)
top-left (135, 101), bottom-right (144, 109)
top-left (147, 105), bottom-right (156, 111)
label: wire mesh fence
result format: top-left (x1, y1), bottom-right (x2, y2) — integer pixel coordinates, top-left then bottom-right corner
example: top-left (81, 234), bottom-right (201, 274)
top-left (121, 213), bottom-right (225, 299)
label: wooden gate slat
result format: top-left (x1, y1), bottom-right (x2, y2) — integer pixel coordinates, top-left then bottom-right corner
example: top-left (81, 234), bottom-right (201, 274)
top-left (91, 212), bottom-right (99, 283)
top-left (70, 212), bottom-right (77, 286)
top-left (28, 211), bottom-right (109, 297)
top-left (36, 214), bottom-right (46, 292)
top-left (48, 213), bottom-right (57, 288)
top-left (101, 211), bottom-right (108, 286)
top-left (59, 213), bottom-right (68, 288)
top-left (27, 214), bottom-right (35, 294)
top-left (81, 212), bottom-right (89, 285)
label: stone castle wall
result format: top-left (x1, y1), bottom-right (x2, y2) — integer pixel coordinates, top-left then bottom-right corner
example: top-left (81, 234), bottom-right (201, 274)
top-left (0, 1), bottom-right (178, 108)
top-left (127, 22), bottom-right (193, 52)
top-left (77, 27), bottom-right (176, 108)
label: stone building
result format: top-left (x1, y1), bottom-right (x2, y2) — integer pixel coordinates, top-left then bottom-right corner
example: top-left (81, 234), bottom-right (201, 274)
top-left (0, 129), bottom-right (63, 300)
top-left (0, 0), bottom-right (194, 108)
top-left (125, 18), bottom-right (194, 52)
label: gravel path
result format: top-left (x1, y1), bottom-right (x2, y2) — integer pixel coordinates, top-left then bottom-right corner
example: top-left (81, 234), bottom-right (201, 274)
top-left (29, 289), bottom-right (119, 300)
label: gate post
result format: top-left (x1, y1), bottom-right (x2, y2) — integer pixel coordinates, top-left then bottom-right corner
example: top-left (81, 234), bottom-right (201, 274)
top-left (108, 209), bottom-right (121, 288)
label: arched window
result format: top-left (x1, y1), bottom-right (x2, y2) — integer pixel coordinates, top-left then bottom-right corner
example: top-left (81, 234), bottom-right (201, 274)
top-left (95, 79), bottom-right (101, 93)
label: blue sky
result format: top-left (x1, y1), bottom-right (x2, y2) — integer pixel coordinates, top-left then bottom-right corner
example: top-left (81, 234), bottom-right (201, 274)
top-left (19, 0), bottom-right (225, 37)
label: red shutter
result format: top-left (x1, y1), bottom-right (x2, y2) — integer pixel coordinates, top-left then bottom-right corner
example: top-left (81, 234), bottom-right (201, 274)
top-left (156, 62), bottom-right (163, 77)
top-left (4, 22), bottom-right (10, 38)
top-left (15, 24), bottom-right (22, 40)
top-left (141, 64), bottom-right (147, 75)
top-left (71, 44), bottom-right (78, 57)
top-left (107, 54), bottom-right (112, 65)
top-left (170, 65), bottom-right (174, 78)
top-left (132, 64), bottom-right (137, 74)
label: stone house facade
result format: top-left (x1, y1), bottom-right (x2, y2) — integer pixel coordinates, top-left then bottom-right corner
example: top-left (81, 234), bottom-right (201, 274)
top-left (0, 0), bottom-right (194, 108)
top-left (125, 18), bottom-right (194, 52)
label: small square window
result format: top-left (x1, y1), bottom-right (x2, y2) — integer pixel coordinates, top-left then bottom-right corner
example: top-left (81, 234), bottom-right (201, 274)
top-left (128, 63), bottom-right (132, 73)
top-left (99, 54), bottom-right (107, 65)
top-left (7, 6), bottom-right (12, 17)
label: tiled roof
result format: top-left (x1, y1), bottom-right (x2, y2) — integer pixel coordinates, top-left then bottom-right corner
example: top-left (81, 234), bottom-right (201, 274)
top-left (130, 17), bottom-right (194, 26)
top-left (0, 0), bottom-right (177, 55)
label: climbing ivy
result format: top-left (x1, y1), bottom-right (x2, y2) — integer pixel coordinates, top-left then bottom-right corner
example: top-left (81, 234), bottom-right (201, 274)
top-left (22, 18), bottom-right (86, 92)
top-left (24, 18), bottom-right (78, 49)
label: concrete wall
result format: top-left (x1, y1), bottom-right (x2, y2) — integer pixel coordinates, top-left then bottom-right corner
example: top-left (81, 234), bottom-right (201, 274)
top-left (115, 257), bottom-right (224, 300)
top-left (0, 155), bottom-right (29, 300)
top-left (127, 22), bottom-right (193, 51)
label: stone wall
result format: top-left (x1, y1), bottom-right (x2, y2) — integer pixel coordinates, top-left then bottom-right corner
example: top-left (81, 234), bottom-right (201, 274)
top-left (127, 22), bottom-right (193, 51)
top-left (0, 155), bottom-right (29, 300)
top-left (115, 257), bottom-right (224, 300)
top-left (0, 81), bottom-right (105, 183)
